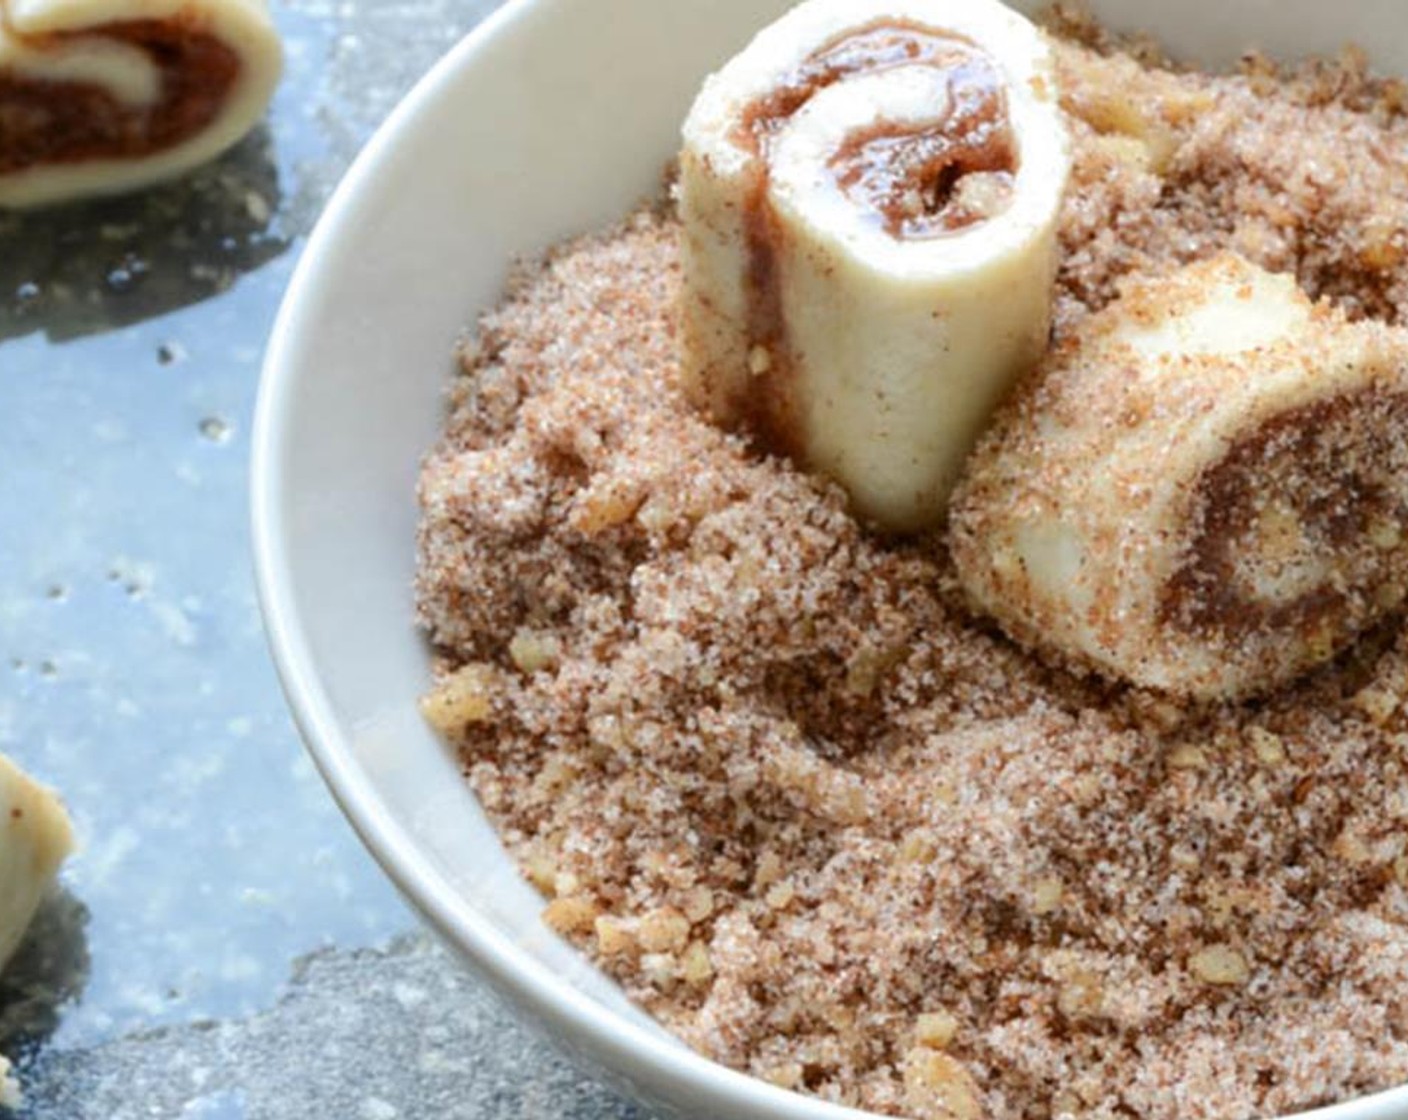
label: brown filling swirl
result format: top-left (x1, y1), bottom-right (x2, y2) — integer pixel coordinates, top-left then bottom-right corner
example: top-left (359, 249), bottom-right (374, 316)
top-left (727, 21), bottom-right (1018, 461)
top-left (0, 13), bottom-right (240, 175)
top-left (738, 22), bottom-right (988, 148)
top-left (828, 53), bottom-right (1015, 239)
top-left (738, 22), bottom-right (1017, 240)
top-left (1161, 389), bottom-right (1408, 644)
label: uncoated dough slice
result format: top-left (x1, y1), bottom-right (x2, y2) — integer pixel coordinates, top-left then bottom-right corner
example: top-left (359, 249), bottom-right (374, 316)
top-left (678, 0), bottom-right (1070, 531)
top-left (0, 752), bottom-right (74, 972)
top-left (0, 0), bottom-right (282, 206)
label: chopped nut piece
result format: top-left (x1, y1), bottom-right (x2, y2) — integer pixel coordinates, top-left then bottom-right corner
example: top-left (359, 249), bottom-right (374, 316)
top-left (761, 1062), bottom-right (803, 1090)
top-left (754, 851), bottom-right (785, 890)
top-left (1306, 623), bottom-right (1337, 665)
top-left (1377, 581), bottom-right (1406, 610)
top-left (638, 907), bottom-right (691, 953)
top-left (1167, 744), bottom-right (1207, 771)
top-left (844, 643), bottom-right (906, 698)
top-left (1354, 684), bottom-right (1400, 727)
top-left (1141, 698), bottom-right (1186, 733)
top-left (1247, 727), bottom-right (1286, 765)
top-left (682, 886), bottom-right (715, 923)
top-left (902, 832), bottom-right (938, 863)
top-left (681, 940), bottom-right (714, 984)
top-left (594, 916), bottom-right (637, 957)
top-left (1189, 944), bottom-right (1250, 986)
top-left (916, 1011), bottom-right (960, 1050)
top-left (641, 951), bottom-right (678, 989)
top-left (1169, 844), bottom-right (1201, 869)
top-left (1369, 516), bottom-right (1403, 551)
top-left (419, 663), bottom-right (498, 733)
top-left (523, 854), bottom-right (558, 896)
top-left (1064, 73), bottom-right (1179, 172)
top-left (570, 478), bottom-right (647, 534)
top-left (1332, 828), bottom-right (1373, 865)
top-left (543, 896), bottom-right (599, 935)
top-left (1031, 876), bottom-right (1064, 915)
top-left (533, 757), bottom-right (579, 798)
top-left (902, 1049), bottom-right (983, 1120)
top-left (509, 630), bottom-right (562, 674)
top-left (1057, 971), bottom-right (1104, 1019)
top-left (636, 495), bottom-right (679, 535)
top-left (765, 881), bottom-right (795, 910)
top-left (1202, 885), bottom-right (1239, 927)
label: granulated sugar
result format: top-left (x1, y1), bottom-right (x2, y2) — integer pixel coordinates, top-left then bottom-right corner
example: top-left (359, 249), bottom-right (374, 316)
top-left (416, 18), bottom-right (1408, 1120)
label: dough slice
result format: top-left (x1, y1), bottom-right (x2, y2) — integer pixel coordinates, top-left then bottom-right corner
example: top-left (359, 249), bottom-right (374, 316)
top-left (0, 0), bottom-right (282, 206)
top-left (678, 0), bottom-right (1070, 531)
top-left (952, 254), bottom-right (1408, 700)
top-left (0, 752), bottom-right (74, 971)
top-left (0, 1055), bottom-right (16, 1110)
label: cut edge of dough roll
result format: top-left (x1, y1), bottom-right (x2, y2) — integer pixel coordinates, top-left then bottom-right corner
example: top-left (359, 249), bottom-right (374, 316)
top-left (951, 253), bottom-right (1408, 700)
top-left (678, 0), bottom-right (1071, 532)
top-left (0, 0), bottom-right (282, 207)
top-left (0, 753), bottom-right (75, 973)
top-left (0, 1056), bottom-right (16, 1111)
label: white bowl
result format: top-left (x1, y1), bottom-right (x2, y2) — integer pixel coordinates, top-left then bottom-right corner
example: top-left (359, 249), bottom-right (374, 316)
top-left (252, 1), bottom-right (1408, 1117)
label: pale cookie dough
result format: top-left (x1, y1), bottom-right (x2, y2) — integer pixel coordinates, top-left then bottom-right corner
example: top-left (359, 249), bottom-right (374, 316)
top-left (952, 254), bottom-right (1408, 700)
top-left (0, 0), bottom-right (282, 207)
top-left (0, 1055), bottom-right (17, 1110)
top-left (678, 0), bottom-right (1070, 531)
top-left (0, 753), bottom-right (74, 972)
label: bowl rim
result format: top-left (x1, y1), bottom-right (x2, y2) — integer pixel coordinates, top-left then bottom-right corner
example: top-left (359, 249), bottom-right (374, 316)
top-left (250, 3), bottom-right (1408, 1119)
top-left (249, 1), bottom-right (871, 1116)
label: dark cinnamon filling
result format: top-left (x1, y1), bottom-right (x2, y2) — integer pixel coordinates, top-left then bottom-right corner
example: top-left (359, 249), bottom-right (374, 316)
top-left (0, 15), bottom-right (240, 175)
top-left (737, 21), bottom-right (983, 151)
top-left (1161, 389), bottom-right (1408, 642)
top-left (727, 22), bottom-right (1016, 461)
top-left (828, 54), bottom-right (1015, 239)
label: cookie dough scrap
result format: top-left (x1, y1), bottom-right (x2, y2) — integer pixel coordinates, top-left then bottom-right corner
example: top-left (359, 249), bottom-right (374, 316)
top-left (0, 753), bottom-right (74, 972)
top-left (0, 1055), bottom-right (16, 1111)
top-left (952, 254), bottom-right (1408, 700)
top-left (678, 0), bottom-right (1070, 531)
top-left (0, 0), bottom-right (282, 207)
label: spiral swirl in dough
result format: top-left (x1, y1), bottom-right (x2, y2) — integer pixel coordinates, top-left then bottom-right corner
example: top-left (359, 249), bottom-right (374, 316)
top-left (0, 0), bottom-right (281, 206)
top-left (678, 0), bottom-right (1070, 532)
top-left (952, 254), bottom-right (1408, 700)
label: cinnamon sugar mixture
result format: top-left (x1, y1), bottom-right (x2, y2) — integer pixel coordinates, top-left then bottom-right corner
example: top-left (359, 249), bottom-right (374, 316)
top-left (416, 15), bottom-right (1408, 1120)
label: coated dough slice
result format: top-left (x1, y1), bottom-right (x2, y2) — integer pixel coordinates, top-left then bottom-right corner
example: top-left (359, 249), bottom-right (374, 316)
top-left (679, 0), bottom-right (1070, 531)
top-left (0, 753), bottom-right (74, 972)
top-left (951, 255), bottom-right (1408, 700)
top-left (0, 0), bottom-right (282, 207)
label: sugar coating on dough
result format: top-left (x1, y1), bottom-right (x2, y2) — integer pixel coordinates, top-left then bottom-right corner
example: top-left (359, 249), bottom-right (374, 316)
top-left (951, 253), bottom-right (1408, 700)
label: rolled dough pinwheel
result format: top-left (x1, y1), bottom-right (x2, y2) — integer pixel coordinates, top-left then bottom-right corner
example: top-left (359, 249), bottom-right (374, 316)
top-left (0, 0), bottom-right (281, 207)
top-left (678, 0), bottom-right (1070, 531)
top-left (0, 753), bottom-right (74, 972)
top-left (952, 254), bottom-right (1408, 701)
